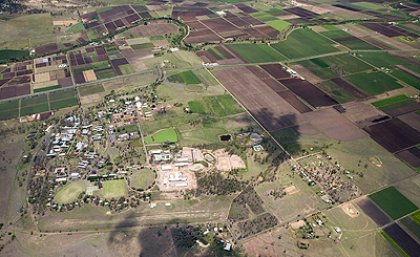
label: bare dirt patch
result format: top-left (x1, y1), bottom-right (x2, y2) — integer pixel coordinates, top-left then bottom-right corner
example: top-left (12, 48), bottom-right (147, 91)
top-left (242, 232), bottom-right (276, 257)
top-left (339, 202), bottom-right (359, 218)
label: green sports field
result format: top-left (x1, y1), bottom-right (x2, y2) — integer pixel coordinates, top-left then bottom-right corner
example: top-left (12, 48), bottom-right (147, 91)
top-left (168, 70), bottom-right (201, 84)
top-left (101, 179), bottom-right (128, 199)
top-left (369, 186), bottom-right (418, 220)
top-left (54, 181), bottom-right (88, 205)
top-left (144, 128), bottom-right (178, 144)
top-left (129, 169), bottom-right (155, 190)
top-left (227, 43), bottom-right (287, 63)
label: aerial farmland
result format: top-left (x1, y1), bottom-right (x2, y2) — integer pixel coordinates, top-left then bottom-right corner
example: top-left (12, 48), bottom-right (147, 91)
top-left (0, 0), bottom-right (419, 256)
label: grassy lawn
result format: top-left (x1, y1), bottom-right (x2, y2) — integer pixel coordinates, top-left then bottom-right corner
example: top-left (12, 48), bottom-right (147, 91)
top-left (168, 70), bottom-right (201, 84)
top-left (267, 20), bottom-right (290, 31)
top-left (101, 179), bottom-right (128, 199)
top-left (188, 100), bottom-right (206, 113)
top-left (54, 181), bottom-right (88, 205)
top-left (129, 169), bottom-right (155, 190)
top-left (144, 128), bottom-right (178, 144)
top-left (203, 94), bottom-right (243, 117)
top-left (370, 187), bottom-right (418, 220)
top-left (227, 43), bottom-right (287, 63)
top-left (272, 29), bottom-right (339, 59)
top-left (344, 71), bottom-right (402, 96)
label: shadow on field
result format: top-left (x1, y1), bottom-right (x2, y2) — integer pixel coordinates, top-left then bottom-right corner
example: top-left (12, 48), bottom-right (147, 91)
top-left (252, 108), bottom-right (302, 157)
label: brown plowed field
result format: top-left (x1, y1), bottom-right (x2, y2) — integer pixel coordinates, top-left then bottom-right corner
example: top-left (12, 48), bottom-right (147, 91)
top-left (212, 67), bottom-right (305, 131)
top-left (364, 118), bottom-right (420, 153)
top-left (331, 78), bottom-right (368, 99)
top-left (280, 78), bottom-right (338, 107)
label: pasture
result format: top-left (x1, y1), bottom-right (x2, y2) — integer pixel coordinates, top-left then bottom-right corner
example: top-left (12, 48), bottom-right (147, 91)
top-left (267, 20), bottom-right (290, 31)
top-left (0, 100), bottom-right (19, 120)
top-left (167, 70), bottom-right (201, 85)
top-left (188, 100), bottom-right (206, 113)
top-left (203, 94), bottom-right (243, 117)
top-left (369, 186), bottom-right (418, 220)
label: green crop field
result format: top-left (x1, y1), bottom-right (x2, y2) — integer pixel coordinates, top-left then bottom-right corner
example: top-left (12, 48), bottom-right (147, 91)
top-left (188, 100), bottom-right (206, 113)
top-left (20, 94), bottom-right (49, 116)
top-left (101, 179), bottom-right (128, 199)
top-left (344, 71), bottom-right (402, 96)
top-left (227, 43), bottom-right (287, 63)
top-left (129, 169), bottom-right (155, 190)
top-left (144, 128), bottom-right (178, 144)
top-left (318, 80), bottom-right (356, 103)
top-left (267, 20), bottom-right (290, 31)
top-left (357, 52), bottom-right (420, 74)
top-left (49, 88), bottom-right (80, 110)
top-left (168, 70), bottom-right (201, 84)
top-left (381, 231), bottom-right (410, 257)
top-left (0, 49), bottom-right (29, 62)
top-left (370, 186), bottom-right (418, 220)
top-left (33, 85), bottom-right (61, 93)
top-left (250, 11), bottom-right (277, 22)
top-left (296, 54), bottom-right (372, 79)
top-left (203, 94), bottom-right (243, 117)
top-left (54, 181), bottom-right (87, 205)
top-left (272, 29), bottom-right (339, 59)
top-left (412, 211), bottom-right (420, 224)
top-left (371, 95), bottom-right (413, 108)
top-left (0, 99), bottom-right (20, 120)
top-left (131, 42), bottom-right (154, 49)
top-left (390, 69), bottom-right (420, 89)
top-left (320, 28), bottom-right (378, 50)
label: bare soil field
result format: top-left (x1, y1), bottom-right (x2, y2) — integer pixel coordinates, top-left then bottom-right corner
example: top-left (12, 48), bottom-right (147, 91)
top-left (212, 67), bottom-right (306, 131)
top-left (302, 108), bottom-right (367, 141)
top-left (242, 231), bottom-right (276, 257)
top-left (341, 102), bottom-right (385, 127)
top-left (127, 21), bottom-right (178, 37)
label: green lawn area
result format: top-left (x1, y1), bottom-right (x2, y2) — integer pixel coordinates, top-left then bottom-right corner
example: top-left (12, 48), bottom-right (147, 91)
top-left (267, 19), bottom-right (290, 31)
top-left (116, 124), bottom-right (138, 134)
top-left (168, 70), bottom-right (201, 84)
top-left (370, 186), bottom-right (418, 220)
top-left (0, 99), bottom-right (20, 120)
top-left (54, 181), bottom-right (88, 205)
top-left (203, 94), bottom-right (243, 117)
top-left (271, 29), bottom-right (339, 59)
top-left (227, 43), bottom-right (287, 63)
top-left (344, 71), bottom-right (403, 96)
top-left (101, 179), bottom-right (128, 199)
top-left (188, 100), bottom-right (206, 113)
top-left (144, 128), bottom-right (178, 144)
top-left (129, 169), bottom-right (155, 190)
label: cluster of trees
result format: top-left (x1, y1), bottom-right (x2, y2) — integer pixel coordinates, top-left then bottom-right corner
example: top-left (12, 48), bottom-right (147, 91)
top-left (0, 0), bottom-right (25, 13)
